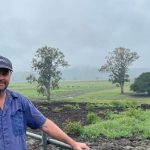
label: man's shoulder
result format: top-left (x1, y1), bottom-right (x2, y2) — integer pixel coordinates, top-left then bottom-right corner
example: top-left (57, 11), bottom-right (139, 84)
top-left (7, 89), bottom-right (34, 109)
top-left (7, 89), bottom-right (29, 102)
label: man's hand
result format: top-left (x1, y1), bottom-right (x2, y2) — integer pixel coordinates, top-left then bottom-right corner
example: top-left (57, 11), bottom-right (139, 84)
top-left (71, 142), bottom-right (90, 150)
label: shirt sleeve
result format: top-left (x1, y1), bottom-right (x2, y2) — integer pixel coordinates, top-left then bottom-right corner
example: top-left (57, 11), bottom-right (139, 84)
top-left (22, 98), bottom-right (47, 129)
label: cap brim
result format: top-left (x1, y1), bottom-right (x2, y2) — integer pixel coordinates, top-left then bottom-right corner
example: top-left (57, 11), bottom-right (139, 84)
top-left (0, 65), bottom-right (13, 71)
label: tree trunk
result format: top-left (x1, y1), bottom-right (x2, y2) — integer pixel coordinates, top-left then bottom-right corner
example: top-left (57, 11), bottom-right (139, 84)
top-left (120, 84), bottom-right (124, 94)
top-left (47, 86), bottom-right (51, 100)
top-left (47, 95), bottom-right (50, 101)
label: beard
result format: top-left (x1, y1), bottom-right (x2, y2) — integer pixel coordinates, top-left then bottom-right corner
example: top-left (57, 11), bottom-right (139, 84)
top-left (0, 88), bottom-right (7, 94)
top-left (0, 80), bottom-right (8, 94)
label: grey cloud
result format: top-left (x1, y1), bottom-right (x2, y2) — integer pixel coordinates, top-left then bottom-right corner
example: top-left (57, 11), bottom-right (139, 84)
top-left (0, 0), bottom-right (150, 71)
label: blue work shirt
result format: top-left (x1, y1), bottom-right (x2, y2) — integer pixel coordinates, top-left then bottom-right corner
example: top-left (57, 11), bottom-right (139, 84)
top-left (0, 90), bottom-right (46, 150)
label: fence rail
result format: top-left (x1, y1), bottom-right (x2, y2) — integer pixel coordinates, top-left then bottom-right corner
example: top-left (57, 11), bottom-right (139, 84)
top-left (26, 131), bottom-right (73, 150)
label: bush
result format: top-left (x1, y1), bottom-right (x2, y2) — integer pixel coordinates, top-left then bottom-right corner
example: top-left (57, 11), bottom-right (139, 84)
top-left (64, 104), bottom-right (80, 110)
top-left (64, 104), bottom-right (74, 109)
top-left (86, 112), bottom-right (100, 124)
top-left (64, 121), bottom-right (83, 136)
top-left (124, 101), bottom-right (138, 108)
top-left (110, 101), bottom-right (125, 108)
top-left (51, 107), bottom-right (62, 113)
top-left (86, 103), bottom-right (96, 111)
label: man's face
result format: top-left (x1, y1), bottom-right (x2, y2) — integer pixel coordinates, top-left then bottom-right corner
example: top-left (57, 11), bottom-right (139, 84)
top-left (0, 68), bottom-right (11, 93)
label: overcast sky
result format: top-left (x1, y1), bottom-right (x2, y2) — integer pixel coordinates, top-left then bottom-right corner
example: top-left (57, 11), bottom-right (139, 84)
top-left (0, 0), bottom-right (150, 71)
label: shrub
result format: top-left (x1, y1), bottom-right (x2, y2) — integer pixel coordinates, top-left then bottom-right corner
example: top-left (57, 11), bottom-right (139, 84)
top-left (64, 104), bottom-right (74, 109)
top-left (73, 104), bottom-right (80, 110)
top-left (64, 104), bottom-right (80, 110)
top-left (51, 107), bottom-right (62, 113)
top-left (64, 121), bottom-right (83, 136)
top-left (110, 101), bottom-right (125, 108)
top-left (124, 101), bottom-right (138, 108)
top-left (86, 112), bottom-right (100, 124)
top-left (86, 103), bottom-right (96, 111)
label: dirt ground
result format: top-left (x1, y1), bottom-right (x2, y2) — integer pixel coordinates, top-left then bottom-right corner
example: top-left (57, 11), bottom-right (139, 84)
top-left (27, 101), bottom-right (150, 150)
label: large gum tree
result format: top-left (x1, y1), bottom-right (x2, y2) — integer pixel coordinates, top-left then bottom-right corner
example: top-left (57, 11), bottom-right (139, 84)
top-left (99, 47), bottom-right (139, 94)
top-left (27, 46), bottom-right (69, 100)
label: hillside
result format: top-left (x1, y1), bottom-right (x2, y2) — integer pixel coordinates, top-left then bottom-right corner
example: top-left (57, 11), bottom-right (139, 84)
top-left (11, 67), bottom-right (150, 82)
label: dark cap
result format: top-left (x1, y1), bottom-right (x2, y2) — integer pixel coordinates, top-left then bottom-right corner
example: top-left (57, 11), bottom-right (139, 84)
top-left (0, 56), bottom-right (13, 71)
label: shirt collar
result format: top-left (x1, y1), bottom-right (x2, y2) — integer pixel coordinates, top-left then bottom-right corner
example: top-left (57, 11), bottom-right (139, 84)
top-left (6, 89), bottom-right (18, 100)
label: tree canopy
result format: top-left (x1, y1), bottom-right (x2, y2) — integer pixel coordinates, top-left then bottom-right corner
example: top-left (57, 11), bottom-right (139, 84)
top-left (130, 72), bottom-right (150, 96)
top-left (99, 47), bottom-right (139, 94)
top-left (26, 46), bottom-right (69, 100)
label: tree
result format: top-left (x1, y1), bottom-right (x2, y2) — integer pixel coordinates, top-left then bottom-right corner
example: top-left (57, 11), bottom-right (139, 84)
top-left (26, 46), bottom-right (69, 100)
top-left (130, 72), bottom-right (150, 96)
top-left (26, 74), bottom-right (36, 84)
top-left (99, 47), bottom-right (139, 94)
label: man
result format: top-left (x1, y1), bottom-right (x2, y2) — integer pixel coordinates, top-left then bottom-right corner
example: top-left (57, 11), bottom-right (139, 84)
top-left (0, 56), bottom-right (90, 150)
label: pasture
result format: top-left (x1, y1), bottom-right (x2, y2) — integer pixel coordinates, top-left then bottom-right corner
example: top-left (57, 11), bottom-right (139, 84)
top-left (9, 80), bottom-right (150, 105)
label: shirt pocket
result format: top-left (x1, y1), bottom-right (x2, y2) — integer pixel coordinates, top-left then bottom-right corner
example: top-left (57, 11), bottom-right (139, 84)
top-left (11, 109), bottom-right (25, 136)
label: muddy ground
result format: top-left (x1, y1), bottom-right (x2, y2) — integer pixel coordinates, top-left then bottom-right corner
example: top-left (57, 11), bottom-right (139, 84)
top-left (27, 101), bottom-right (150, 150)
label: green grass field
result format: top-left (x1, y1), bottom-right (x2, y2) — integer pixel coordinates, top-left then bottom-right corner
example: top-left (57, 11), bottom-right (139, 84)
top-left (9, 80), bottom-right (150, 104)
